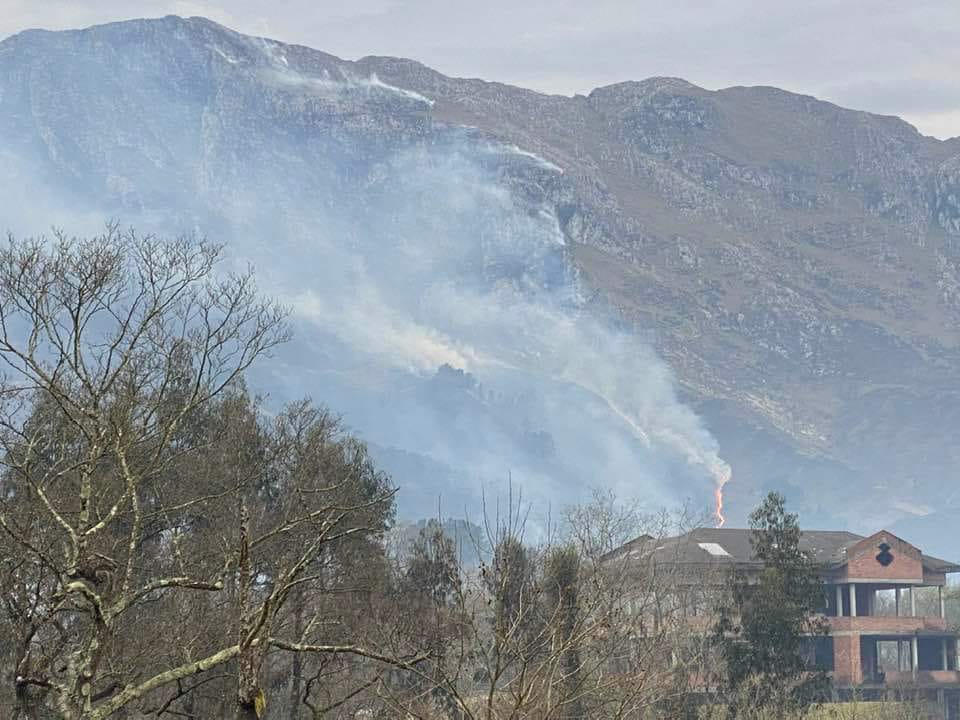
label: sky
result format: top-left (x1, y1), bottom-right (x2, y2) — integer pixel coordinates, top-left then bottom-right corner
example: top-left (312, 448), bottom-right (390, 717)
top-left (2, 0), bottom-right (958, 138)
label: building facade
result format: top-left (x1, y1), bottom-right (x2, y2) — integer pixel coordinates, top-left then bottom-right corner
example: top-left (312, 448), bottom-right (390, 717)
top-left (609, 527), bottom-right (960, 715)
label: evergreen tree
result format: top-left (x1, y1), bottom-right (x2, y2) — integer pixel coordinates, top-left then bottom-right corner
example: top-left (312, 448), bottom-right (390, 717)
top-left (486, 534), bottom-right (537, 638)
top-left (405, 521), bottom-right (461, 609)
top-left (714, 492), bottom-right (829, 714)
top-left (543, 544), bottom-right (583, 719)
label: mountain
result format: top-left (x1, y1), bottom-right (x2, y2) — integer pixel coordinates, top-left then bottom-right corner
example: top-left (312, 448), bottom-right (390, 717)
top-left (1, 16), bottom-right (958, 555)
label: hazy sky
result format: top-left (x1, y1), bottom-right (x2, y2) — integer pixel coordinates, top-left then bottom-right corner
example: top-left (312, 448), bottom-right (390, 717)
top-left (2, 0), bottom-right (958, 139)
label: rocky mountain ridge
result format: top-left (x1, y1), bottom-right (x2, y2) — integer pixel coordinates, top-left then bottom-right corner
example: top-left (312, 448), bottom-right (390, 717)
top-left (1, 16), bottom-right (959, 551)
top-left (365, 35), bottom-right (960, 541)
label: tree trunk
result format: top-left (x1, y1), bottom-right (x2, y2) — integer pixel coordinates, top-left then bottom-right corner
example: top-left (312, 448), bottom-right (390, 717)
top-left (289, 584), bottom-right (305, 719)
top-left (236, 646), bottom-right (264, 720)
top-left (235, 502), bottom-right (265, 720)
top-left (235, 700), bottom-right (260, 720)
top-left (13, 685), bottom-right (43, 720)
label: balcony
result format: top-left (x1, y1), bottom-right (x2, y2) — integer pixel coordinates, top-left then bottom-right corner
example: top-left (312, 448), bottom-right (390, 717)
top-left (865, 670), bottom-right (960, 687)
top-left (833, 635), bottom-right (960, 687)
top-left (824, 581), bottom-right (948, 624)
top-left (827, 615), bottom-right (948, 634)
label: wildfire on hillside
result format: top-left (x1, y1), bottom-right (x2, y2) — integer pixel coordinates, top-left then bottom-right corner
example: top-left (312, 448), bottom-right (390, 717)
top-left (714, 485), bottom-right (725, 528)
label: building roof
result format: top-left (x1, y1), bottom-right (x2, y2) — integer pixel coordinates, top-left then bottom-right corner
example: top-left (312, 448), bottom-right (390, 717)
top-left (607, 527), bottom-right (960, 574)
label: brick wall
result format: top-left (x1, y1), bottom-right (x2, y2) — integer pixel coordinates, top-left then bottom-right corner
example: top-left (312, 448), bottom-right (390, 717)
top-left (828, 616), bottom-right (947, 633)
top-left (834, 635), bottom-right (862, 684)
top-left (843, 532), bottom-right (923, 582)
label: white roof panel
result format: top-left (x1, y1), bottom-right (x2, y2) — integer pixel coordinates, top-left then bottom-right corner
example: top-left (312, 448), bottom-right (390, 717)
top-left (698, 542), bottom-right (731, 557)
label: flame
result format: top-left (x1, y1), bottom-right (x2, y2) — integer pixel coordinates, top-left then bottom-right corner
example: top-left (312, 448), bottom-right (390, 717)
top-left (633, 427), bottom-right (733, 528)
top-left (712, 463), bottom-right (731, 528)
top-left (714, 485), bottom-right (726, 528)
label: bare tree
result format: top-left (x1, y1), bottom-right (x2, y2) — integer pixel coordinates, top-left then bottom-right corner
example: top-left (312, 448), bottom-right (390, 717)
top-left (371, 491), bottom-right (708, 720)
top-left (0, 227), bottom-right (415, 720)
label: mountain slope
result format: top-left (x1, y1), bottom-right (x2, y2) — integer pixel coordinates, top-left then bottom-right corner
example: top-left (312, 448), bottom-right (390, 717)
top-left (360, 47), bottom-right (960, 535)
top-left (1, 16), bottom-right (958, 550)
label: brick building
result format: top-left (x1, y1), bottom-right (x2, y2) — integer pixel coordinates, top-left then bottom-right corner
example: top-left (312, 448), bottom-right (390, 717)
top-left (609, 527), bottom-right (960, 715)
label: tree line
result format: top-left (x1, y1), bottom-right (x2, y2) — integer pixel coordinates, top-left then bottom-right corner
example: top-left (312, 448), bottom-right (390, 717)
top-left (0, 228), bottom-right (933, 719)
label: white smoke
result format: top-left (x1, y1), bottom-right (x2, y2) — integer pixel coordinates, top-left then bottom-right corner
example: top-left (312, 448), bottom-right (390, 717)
top-left (499, 144), bottom-right (564, 174)
top-left (253, 141), bottom-right (730, 517)
top-left (249, 36), bottom-right (434, 106)
top-left (0, 31), bottom-right (728, 522)
top-left (260, 66), bottom-right (434, 106)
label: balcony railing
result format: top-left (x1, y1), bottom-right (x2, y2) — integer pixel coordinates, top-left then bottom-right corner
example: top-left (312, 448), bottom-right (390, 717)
top-left (826, 615), bottom-right (948, 633)
top-left (865, 670), bottom-right (960, 686)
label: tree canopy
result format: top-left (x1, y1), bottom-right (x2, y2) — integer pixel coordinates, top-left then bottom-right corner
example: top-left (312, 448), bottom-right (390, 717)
top-left (713, 491), bottom-right (830, 714)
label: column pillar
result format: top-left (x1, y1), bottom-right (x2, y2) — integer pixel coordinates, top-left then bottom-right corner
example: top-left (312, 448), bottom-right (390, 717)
top-left (944, 638), bottom-right (950, 671)
top-left (836, 585), bottom-right (844, 617)
top-left (941, 586), bottom-right (947, 619)
top-left (912, 636), bottom-right (919, 679)
top-left (849, 583), bottom-right (857, 617)
top-left (911, 586), bottom-right (917, 617)
top-left (896, 587), bottom-right (901, 617)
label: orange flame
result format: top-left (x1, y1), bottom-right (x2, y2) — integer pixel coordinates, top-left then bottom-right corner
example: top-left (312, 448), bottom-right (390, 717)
top-left (714, 486), bottom-right (725, 528)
